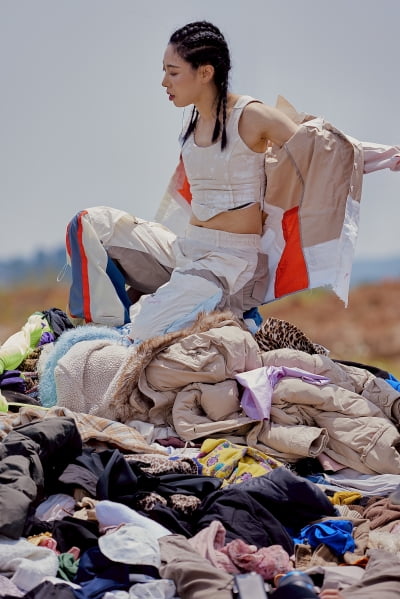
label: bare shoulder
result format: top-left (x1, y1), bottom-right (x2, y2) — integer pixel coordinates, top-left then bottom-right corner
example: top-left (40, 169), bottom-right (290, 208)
top-left (242, 100), bottom-right (294, 122)
top-left (240, 100), bottom-right (299, 149)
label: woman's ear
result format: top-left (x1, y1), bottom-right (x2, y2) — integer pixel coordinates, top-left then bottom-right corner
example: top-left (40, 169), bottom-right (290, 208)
top-left (200, 64), bottom-right (215, 83)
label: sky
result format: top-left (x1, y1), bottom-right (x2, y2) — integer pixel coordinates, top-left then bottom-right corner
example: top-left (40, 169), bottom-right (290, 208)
top-left (1, 0), bottom-right (399, 262)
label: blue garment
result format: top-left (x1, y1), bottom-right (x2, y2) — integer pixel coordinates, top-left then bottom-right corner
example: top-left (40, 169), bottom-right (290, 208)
top-left (73, 546), bottom-right (130, 599)
top-left (293, 519), bottom-right (355, 555)
top-left (386, 373), bottom-right (400, 392)
top-left (243, 306), bottom-right (263, 334)
top-left (243, 306), bottom-right (263, 327)
top-left (305, 474), bottom-right (346, 494)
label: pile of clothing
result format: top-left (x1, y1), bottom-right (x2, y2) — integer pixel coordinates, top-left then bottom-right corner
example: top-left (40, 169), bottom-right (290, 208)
top-left (1, 307), bottom-right (400, 598)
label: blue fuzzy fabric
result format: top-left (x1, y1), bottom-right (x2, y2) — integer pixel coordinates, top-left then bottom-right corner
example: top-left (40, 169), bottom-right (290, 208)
top-left (39, 325), bottom-right (125, 408)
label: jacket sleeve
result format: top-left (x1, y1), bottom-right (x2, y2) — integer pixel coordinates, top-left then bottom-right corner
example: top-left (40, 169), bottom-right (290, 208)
top-left (361, 141), bottom-right (400, 173)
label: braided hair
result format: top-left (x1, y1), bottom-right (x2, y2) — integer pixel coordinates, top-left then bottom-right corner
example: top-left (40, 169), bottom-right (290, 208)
top-left (169, 21), bottom-right (231, 150)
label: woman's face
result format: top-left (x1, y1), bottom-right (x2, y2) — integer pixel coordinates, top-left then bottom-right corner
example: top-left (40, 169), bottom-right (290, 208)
top-left (162, 44), bottom-right (202, 107)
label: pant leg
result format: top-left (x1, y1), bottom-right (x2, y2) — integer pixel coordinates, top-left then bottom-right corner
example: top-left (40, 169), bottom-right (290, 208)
top-left (130, 225), bottom-right (268, 341)
top-left (66, 206), bottom-right (176, 326)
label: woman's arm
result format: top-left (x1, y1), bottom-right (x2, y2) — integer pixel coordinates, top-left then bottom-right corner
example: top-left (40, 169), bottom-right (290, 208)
top-left (239, 101), bottom-right (300, 152)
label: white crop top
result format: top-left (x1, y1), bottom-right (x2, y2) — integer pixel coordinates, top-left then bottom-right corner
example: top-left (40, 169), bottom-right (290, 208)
top-left (181, 95), bottom-right (266, 221)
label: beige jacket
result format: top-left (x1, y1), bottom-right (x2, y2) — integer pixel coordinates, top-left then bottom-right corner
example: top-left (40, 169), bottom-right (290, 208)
top-left (262, 112), bottom-right (364, 305)
top-left (110, 317), bottom-right (400, 474)
top-left (52, 311), bottom-right (400, 475)
top-left (251, 349), bottom-right (400, 474)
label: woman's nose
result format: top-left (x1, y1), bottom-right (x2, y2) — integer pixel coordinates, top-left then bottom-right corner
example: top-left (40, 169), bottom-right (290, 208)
top-left (161, 73), bottom-right (168, 87)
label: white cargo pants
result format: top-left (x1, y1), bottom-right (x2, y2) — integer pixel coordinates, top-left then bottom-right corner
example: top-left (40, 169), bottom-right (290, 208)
top-left (66, 206), bottom-right (268, 341)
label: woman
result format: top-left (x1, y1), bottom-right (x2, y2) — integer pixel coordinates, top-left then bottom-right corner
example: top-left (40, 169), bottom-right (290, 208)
top-left (65, 20), bottom-right (398, 342)
top-left (66, 20), bottom-right (298, 342)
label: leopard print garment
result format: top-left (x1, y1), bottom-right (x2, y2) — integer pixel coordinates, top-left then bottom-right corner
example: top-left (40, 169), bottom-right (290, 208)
top-left (254, 317), bottom-right (329, 355)
top-left (136, 492), bottom-right (201, 516)
top-left (17, 345), bottom-right (46, 393)
top-left (125, 454), bottom-right (199, 476)
top-left (124, 456), bottom-right (202, 515)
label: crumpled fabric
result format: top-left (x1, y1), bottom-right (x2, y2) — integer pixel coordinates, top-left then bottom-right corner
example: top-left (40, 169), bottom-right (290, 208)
top-left (188, 520), bottom-right (292, 580)
top-left (363, 496), bottom-right (400, 530)
top-left (236, 365), bottom-right (330, 420)
top-left (0, 537), bottom-right (59, 593)
top-left (188, 520), bottom-right (240, 574)
top-left (0, 574), bottom-right (24, 597)
top-left (386, 373), bottom-right (400, 393)
top-left (197, 438), bottom-right (282, 485)
top-left (0, 370), bottom-right (26, 393)
top-left (0, 312), bottom-right (52, 375)
top-left (330, 491), bottom-right (362, 506)
top-left (221, 537), bottom-right (292, 580)
top-left (362, 142), bottom-right (400, 173)
top-left (119, 579), bottom-right (176, 599)
top-left (41, 308), bottom-right (75, 339)
top-left (293, 519), bottom-right (355, 555)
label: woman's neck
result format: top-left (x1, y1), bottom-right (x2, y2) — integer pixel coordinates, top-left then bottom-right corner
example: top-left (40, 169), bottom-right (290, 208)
top-left (194, 90), bottom-right (237, 122)
top-left (194, 88), bottom-right (219, 122)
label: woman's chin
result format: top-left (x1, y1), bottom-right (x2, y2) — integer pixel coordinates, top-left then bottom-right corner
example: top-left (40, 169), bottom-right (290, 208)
top-left (173, 98), bottom-right (192, 108)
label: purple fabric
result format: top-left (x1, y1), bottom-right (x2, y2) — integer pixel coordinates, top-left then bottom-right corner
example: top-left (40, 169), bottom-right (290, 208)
top-left (38, 331), bottom-right (55, 346)
top-left (0, 370), bottom-right (26, 393)
top-left (236, 366), bottom-right (330, 420)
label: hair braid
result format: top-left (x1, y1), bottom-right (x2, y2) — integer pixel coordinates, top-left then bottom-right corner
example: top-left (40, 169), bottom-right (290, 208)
top-left (170, 21), bottom-right (231, 150)
top-left (182, 106), bottom-right (199, 146)
top-left (211, 95), bottom-right (222, 145)
top-left (220, 78), bottom-right (228, 149)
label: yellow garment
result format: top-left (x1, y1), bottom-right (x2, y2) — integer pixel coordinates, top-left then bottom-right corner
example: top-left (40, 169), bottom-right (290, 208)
top-left (27, 531), bottom-right (53, 545)
top-left (330, 490), bottom-right (362, 505)
top-left (197, 438), bottom-right (282, 486)
top-left (0, 312), bottom-right (51, 375)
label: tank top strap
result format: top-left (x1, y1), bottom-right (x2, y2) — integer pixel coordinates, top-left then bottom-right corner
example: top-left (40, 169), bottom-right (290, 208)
top-left (226, 95), bottom-right (261, 135)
